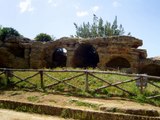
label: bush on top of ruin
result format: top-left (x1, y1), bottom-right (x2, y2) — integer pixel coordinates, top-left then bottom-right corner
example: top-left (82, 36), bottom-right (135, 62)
top-left (0, 26), bottom-right (21, 41)
top-left (34, 33), bottom-right (55, 42)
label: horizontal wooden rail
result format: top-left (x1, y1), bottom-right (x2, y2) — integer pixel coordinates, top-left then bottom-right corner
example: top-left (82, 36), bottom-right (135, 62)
top-left (0, 68), bottom-right (160, 80)
top-left (0, 68), bottom-right (160, 99)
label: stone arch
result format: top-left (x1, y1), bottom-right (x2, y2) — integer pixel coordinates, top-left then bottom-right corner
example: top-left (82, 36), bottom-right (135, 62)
top-left (51, 47), bottom-right (67, 68)
top-left (140, 64), bottom-right (160, 76)
top-left (8, 46), bottom-right (25, 58)
top-left (0, 59), bottom-right (7, 68)
top-left (72, 44), bottom-right (99, 68)
top-left (106, 57), bottom-right (131, 70)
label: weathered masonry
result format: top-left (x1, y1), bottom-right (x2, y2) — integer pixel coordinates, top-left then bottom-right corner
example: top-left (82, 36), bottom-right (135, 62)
top-left (0, 36), bottom-right (160, 76)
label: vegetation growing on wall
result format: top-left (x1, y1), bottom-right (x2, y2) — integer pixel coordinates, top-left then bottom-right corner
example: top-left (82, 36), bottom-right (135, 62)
top-left (74, 15), bottom-right (128, 38)
top-left (34, 33), bottom-right (53, 42)
top-left (0, 26), bottom-right (21, 41)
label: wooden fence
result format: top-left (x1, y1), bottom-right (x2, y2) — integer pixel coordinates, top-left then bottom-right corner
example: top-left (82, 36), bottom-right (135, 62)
top-left (0, 68), bottom-right (160, 99)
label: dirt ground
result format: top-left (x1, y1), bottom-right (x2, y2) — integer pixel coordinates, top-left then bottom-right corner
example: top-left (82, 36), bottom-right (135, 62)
top-left (0, 90), bottom-right (159, 113)
top-left (0, 109), bottom-right (74, 120)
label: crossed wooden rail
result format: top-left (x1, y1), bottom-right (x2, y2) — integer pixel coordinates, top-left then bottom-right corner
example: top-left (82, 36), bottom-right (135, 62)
top-left (0, 68), bottom-right (160, 99)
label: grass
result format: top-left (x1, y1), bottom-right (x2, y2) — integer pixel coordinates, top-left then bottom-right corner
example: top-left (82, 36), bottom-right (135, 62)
top-left (0, 68), bottom-right (160, 106)
top-left (69, 99), bottom-right (101, 110)
top-left (27, 96), bottom-right (39, 102)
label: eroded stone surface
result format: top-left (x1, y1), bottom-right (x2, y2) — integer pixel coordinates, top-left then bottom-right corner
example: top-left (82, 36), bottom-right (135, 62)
top-left (0, 36), bottom-right (160, 75)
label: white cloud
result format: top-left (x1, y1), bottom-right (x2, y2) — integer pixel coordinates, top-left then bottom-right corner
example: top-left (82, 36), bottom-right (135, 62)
top-left (48, 0), bottom-right (53, 4)
top-left (112, 0), bottom-right (121, 8)
top-left (74, 5), bottom-right (79, 10)
top-left (75, 5), bottom-right (99, 17)
top-left (76, 11), bottom-right (89, 17)
top-left (91, 6), bottom-right (99, 12)
top-left (48, 0), bottom-right (58, 7)
top-left (19, 0), bottom-right (34, 13)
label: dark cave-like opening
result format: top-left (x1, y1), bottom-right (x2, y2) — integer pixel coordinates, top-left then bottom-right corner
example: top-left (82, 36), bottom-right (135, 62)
top-left (0, 61), bottom-right (6, 68)
top-left (72, 44), bottom-right (99, 68)
top-left (8, 47), bottom-right (25, 58)
top-left (52, 48), bottom-right (67, 68)
top-left (106, 57), bottom-right (131, 70)
top-left (140, 64), bottom-right (160, 76)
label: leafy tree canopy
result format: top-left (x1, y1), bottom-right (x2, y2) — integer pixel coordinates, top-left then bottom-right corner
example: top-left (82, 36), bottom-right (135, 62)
top-left (0, 26), bottom-right (21, 41)
top-left (74, 14), bottom-right (126, 38)
top-left (34, 33), bottom-right (54, 42)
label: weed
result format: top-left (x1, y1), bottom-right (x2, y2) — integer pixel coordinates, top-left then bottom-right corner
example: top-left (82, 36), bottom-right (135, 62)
top-left (69, 99), bottom-right (101, 110)
top-left (48, 99), bottom-right (57, 103)
top-left (61, 109), bottom-right (70, 118)
top-left (27, 96), bottom-right (39, 102)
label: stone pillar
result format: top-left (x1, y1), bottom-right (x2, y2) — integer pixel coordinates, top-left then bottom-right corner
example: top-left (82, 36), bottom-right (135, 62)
top-left (97, 54), bottom-right (107, 70)
top-left (66, 50), bottom-right (75, 67)
top-left (129, 54), bottom-right (140, 73)
top-left (130, 62), bottom-right (139, 73)
top-left (30, 42), bottom-right (46, 69)
top-left (24, 48), bottom-right (31, 68)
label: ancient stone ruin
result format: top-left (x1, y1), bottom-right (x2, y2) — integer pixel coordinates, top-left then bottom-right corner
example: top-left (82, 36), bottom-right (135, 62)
top-left (0, 36), bottom-right (160, 76)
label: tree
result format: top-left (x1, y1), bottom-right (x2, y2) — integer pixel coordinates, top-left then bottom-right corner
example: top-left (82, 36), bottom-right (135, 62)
top-left (0, 25), bottom-right (2, 31)
top-left (34, 33), bottom-right (53, 42)
top-left (74, 15), bottom-right (125, 38)
top-left (98, 17), bottom-right (104, 37)
top-left (0, 26), bottom-right (21, 41)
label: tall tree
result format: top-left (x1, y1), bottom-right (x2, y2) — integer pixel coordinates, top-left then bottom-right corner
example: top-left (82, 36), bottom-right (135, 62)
top-left (98, 17), bottom-right (104, 37)
top-left (74, 15), bottom-right (125, 38)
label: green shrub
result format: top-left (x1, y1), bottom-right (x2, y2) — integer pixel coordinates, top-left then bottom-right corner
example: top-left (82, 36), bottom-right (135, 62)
top-left (0, 27), bottom-right (21, 41)
top-left (34, 33), bottom-right (53, 42)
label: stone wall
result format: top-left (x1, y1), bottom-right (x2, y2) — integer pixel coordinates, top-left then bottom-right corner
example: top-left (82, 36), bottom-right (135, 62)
top-left (0, 36), bottom-right (31, 68)
top-left (0, 36), bottom-right (160, 76)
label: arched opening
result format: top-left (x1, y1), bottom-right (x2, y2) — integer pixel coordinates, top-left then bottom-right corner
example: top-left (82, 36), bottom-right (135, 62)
top-left (72, 44), bottom-right (99, 68)
top-left (8, 47), bottom-right (24, 58)
top-left (52, 48), bottom-right (67, 68)
top-left (106, 57), bottom-right (131, 70)
top-left (140, 64), bottom-right (160, 76)
top-left (0, 59), bottom-right (6, 68)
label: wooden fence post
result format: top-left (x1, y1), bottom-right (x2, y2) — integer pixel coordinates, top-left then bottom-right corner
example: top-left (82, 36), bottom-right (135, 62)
top-left (140, 76), bottom-right (144, 94)
top-left (39, 70), bottom-right (45, 91)
top-left (136, 74), bottom-right (148, 94)
top-left (5, 69), bottom-right (13, 86)
top-left (140, 75), bottom-right (148, 94)
top-left (85, 71), bottom-right (89, 92)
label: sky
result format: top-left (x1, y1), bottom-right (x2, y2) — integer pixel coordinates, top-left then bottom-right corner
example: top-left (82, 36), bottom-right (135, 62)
top-left (0, 0), bottom-right (160, 57)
